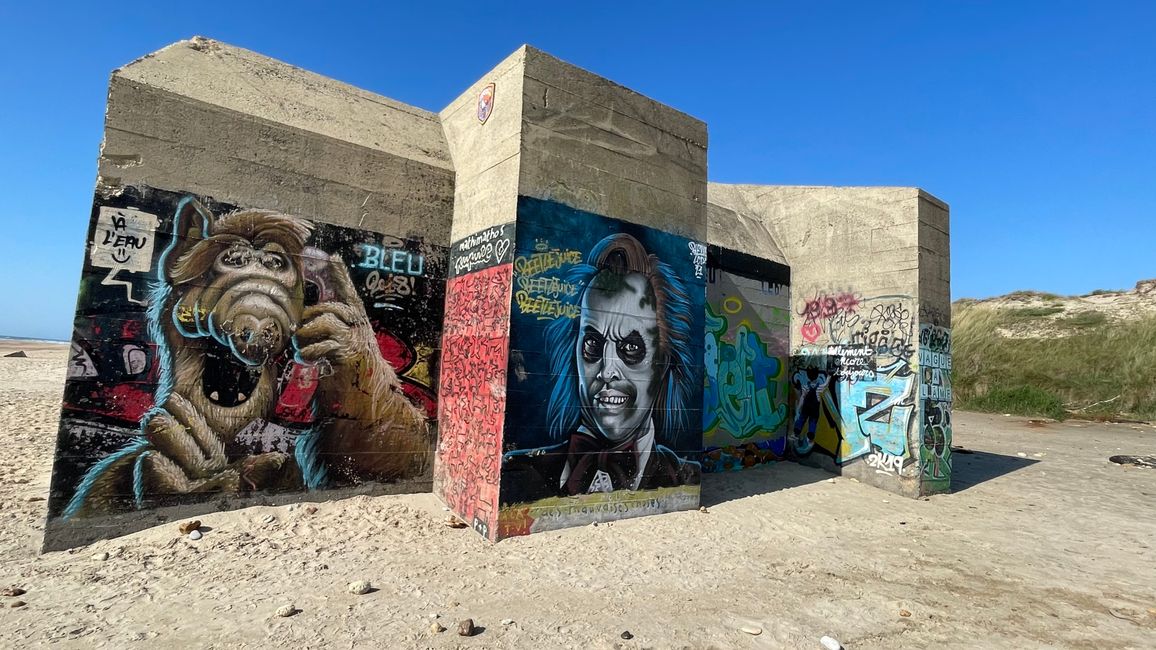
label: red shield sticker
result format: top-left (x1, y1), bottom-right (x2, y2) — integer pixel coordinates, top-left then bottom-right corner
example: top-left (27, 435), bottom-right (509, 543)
top-left (477, 83), bottom-right (495, 124)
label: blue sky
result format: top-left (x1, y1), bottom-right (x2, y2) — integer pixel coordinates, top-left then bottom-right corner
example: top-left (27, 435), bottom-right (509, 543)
top-left (1, 1), bottom-right (1153, 340)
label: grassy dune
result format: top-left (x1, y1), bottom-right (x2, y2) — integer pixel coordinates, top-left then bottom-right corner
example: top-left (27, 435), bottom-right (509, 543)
top-left (952, 300), bottom-right (1156, 421)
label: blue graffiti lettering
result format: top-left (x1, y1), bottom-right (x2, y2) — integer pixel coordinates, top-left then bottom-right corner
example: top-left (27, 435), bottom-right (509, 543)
top-left (704, 303), bottom-right (788, 443)
top-left (838, 359), bottom-right (915, 459)
top-left (358, 245), bottom-right (425, 276)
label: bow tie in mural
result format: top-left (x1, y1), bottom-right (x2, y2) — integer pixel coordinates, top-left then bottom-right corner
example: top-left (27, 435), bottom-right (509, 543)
top-left (563, 432), bottom-right (639, 495)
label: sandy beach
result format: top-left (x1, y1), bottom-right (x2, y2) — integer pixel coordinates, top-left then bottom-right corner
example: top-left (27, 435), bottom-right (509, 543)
top-left (1, 340), bottom-right (1153, 648)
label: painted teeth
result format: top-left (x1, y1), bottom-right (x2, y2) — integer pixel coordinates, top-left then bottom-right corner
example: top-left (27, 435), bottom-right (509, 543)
top-left (210, 391), bottom-right (220, 401)
top-left (599, 395), bottom-right (627, 405)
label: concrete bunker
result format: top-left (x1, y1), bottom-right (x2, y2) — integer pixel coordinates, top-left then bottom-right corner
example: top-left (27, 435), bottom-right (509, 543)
top-left (44, 38), bottom-right (951, 550)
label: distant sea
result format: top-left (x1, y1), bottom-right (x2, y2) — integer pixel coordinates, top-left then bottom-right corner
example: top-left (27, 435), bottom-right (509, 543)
top-left (0, 335), bottom-right (69, 345)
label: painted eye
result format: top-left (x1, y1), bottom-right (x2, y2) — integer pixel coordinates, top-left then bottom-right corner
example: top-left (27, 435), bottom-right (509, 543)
top-left (262, 252), bottom-right (286, 271)
top-left (618, 332), bottom-right (647, 365)
top-left (581, 333), bottom-right (603, 363)
top-left (221, 246), bottom-right (251, 267)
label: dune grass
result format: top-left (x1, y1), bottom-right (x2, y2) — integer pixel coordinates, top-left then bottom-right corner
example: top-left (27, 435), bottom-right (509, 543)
top-left (1054, 311), bottom-right (1108, 329)
top-left (1004, 305), bottom-right (1065, 319)
top-left (952, 303), bottom-right (1156, 421)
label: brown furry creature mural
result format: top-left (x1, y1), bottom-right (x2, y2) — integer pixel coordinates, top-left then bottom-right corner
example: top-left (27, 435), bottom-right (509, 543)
top-left (63, 197), bottom-right (430, 517)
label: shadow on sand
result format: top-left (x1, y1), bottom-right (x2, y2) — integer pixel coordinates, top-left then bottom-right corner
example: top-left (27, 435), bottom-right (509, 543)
top-left (950, 449), bottom-right (1038, 492)
top-left (699, 447), bottom-right (1041, 505)
top-left (699, 461), bottom-right (831, 507)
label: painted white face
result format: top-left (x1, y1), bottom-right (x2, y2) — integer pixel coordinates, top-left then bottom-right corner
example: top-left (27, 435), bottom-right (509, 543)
top-left (576, 272), bottom-right (661, 442)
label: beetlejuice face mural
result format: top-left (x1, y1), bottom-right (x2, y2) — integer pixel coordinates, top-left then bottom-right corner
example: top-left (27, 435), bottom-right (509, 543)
top-left (544, 234), bottom-right (698, 494)
top-left (577, 244), bottom-right (665, 442)
top-left (500, 198), bottom-right (704, 532)
top-left (45, 186), bottom-right (446, 549)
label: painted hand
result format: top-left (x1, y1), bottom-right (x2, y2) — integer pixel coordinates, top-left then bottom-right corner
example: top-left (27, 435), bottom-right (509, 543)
top-left (291, 253), bottom-right (429, 483)
top-left (144, 392), bottom-right (288, 493)
top-left (294, 254), bottom-right (400, 419)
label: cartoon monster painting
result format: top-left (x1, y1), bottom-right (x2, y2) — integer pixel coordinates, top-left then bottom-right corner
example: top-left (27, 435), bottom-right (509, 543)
top-left (63, 196), bottom-right (432, 517)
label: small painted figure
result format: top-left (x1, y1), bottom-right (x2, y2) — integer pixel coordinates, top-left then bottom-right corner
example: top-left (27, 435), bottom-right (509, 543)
top-left (790, 366), bottom-right (830, 455)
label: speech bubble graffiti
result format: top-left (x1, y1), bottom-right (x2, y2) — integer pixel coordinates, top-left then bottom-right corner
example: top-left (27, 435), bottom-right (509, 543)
top-left (90, 207), bottom-right (159, 304)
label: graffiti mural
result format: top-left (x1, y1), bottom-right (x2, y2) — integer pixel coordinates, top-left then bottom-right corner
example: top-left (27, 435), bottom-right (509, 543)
top-left (798, 291), bottom-right (860, 344)
top-left (702, 254), bottom-right (791, 472)
top-left (433, 224), bottom-right (514, 540)
top-left (499, 197), bottom-right (705, 536)
top-left (920, 324), bottom-right (952, 490)
top-left (839, 357), bottom-right (916, 466)
top-left (790, 293), bottom-right (919, 478)
top-left (46, 186), bottom-right (446, 547)
top-left (789, 362), bottom-right (832, 456)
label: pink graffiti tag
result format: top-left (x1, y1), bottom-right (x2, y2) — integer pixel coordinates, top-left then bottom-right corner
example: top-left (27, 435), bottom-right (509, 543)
top-left (835, 293), bottom-right (861, 313)
top-left (801, 322), bottom-right (822, 342)
top-left (799, 291), bottom-right (861, 343)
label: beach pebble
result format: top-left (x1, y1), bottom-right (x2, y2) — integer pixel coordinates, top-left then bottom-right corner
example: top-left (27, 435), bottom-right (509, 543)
top-left (188, 530), bottom-right (203, 541)
top-left (2, 587), bottom-right (26, 597)
top-left (347, 580), bottom-right (372, 595)
top-left (445, 517), bottom-right (468, 529)
top-left (178, 520), bottom-right (201, 535)
top-left (429, 621), bottom-right (445, 634)
top-left (740, 625), bottom-right (762, 635)
top-left (262, 515), bottom-right (276, 524)
top-left (899, 609), bottom-right (912, 617)
top-left (275, 604), bottom-right (296, 617)
top-left (10, 601), bottom-right (26, 608)
top-left (1017, 452), bottom-right (1027, 458)
top-left (92, 552), bottom-right (109, 561)
top-left (305, 506), bottom-right (318, 515)
top-left (699, 506), bottom-right (708, 513)
top-left (820, 635), bottom-right (842, 650)
top-left (620, 631), bottom-right (634, 640)
top-left (501, 618), bottom-right (514, 626)
top-left (457, 618), bottom-right (476, 636)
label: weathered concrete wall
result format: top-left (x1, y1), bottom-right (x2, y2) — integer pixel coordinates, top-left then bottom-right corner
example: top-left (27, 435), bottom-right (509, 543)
top-left (439, 48), bottom-right (525, 243)
top-left (917, 195), bottom-right (953, 494)
top-left (433, 49), bottom-right (525, 540)
top-left (519, 47), bottom-right (707, 239)
top-left (708, 184), bottom-right (951, 497)
top-left (917, 194), bottom-right (952, 331)
top-left (45, 38), bottom-right (455, 551)
top-left (102, 37), bottom-right (454, 241)
top-left (706, 201), bottom-right (787, 266)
